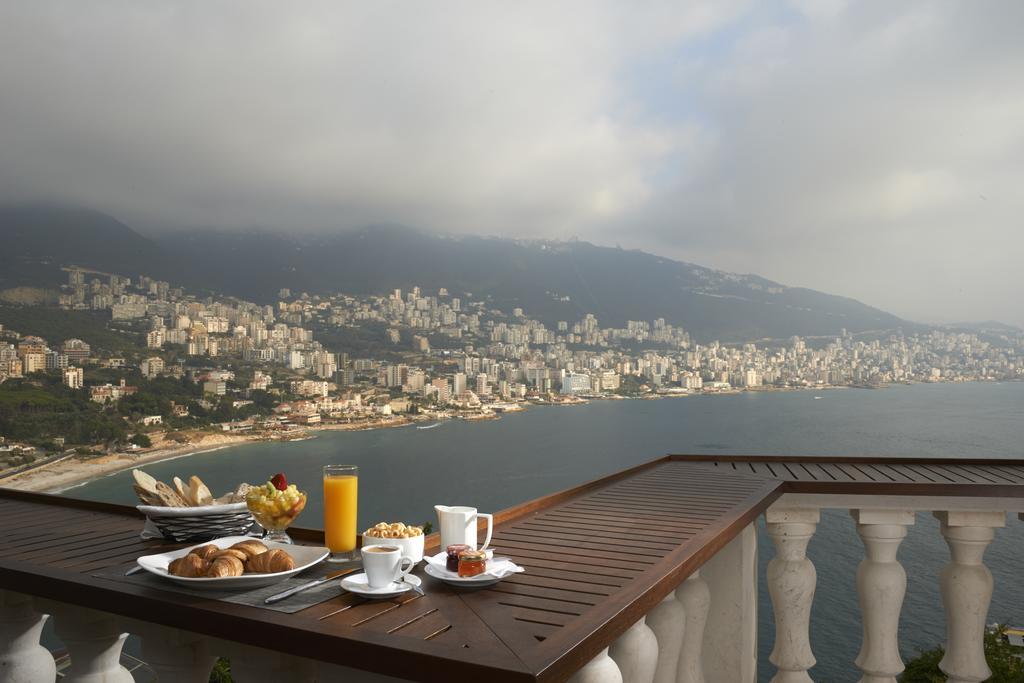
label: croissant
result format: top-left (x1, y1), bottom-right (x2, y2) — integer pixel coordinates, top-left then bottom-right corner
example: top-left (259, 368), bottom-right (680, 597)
top-left (206, 555), bottom-right (245, 577)
top-left (168, 554), bottom-right (209, 578)
top-left (246, 549), bottom-right (295, 573)
top-left (190, 544), bottom-right (220, 560)
top-left (211, 548), bottom-right (248, 563)
top-left (230, 540), bottom-right (268, 560)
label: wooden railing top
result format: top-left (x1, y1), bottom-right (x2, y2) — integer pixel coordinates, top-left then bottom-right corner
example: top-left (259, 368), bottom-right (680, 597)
top-left (1, 455), bottom-right (1021, 682)
top-left (669, 454), bottom-right (1024, 498)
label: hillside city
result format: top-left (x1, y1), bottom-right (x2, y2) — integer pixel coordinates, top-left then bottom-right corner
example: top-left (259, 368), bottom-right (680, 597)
top-left (1, 267), bottom-right (1022, 464)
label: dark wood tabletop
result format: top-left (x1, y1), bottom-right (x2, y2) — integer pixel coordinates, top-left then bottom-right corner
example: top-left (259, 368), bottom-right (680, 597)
top-left (1, 454), bottom-right (1021, 682)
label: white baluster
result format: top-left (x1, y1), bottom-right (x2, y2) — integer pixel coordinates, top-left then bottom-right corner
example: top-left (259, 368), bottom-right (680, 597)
top-left (646, 592), bottom-right (685, 683)
top-left (701, 523), bottom-right (757, 683)
top-left (570, 647), bottom-right (624, 683)
top-left (675, 571), bottom-right (709, 683)
top-left (610, 616), bottom-right (658, 683)
top-left (127, 620), bottom-right (216, 682)
top-left (765, 505), bottom-right (819, 683)
top-left (851, 509), bottom-right (914, 683)
top-left (0, 590), bottom-right (56, 682)
top-left (934, 511), bottom-right (1005, 683)
top-left (40, 600), bottom-right (132, 683)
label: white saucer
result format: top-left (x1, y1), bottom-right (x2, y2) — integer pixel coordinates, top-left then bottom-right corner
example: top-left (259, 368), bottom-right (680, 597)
top-left (424, 562), bottom-right (502, 587)
top-left (341, 572), bottom-right (414, 599)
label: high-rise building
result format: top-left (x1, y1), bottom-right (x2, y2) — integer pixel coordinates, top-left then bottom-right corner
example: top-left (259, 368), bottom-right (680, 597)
top-left (22, 352), bottom-right (46, 374)
top-left (46, 352), bottom-right (69, 370)
top-left (63, 366), bottom-right (84, 389)
top-left (561, 372), bottom-right (591, 395)
top-left (141, 357), bottom-right (165, 379)
top-left (475, 373), bottom-right (490, 396)
top-left (385, 364), bottom-right (408, 388)
top-left (430, 378), bottom-right (450, 403)
top-left (147, 329), bottom-right (164, 350)
top-left (202, 380), bottom-right (227, 396)
top-left (452, 372), bottom-right (467, 396)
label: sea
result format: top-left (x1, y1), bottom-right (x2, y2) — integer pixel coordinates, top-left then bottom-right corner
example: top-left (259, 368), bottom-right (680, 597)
top-left (66, 381), bottom-right (1024, 682)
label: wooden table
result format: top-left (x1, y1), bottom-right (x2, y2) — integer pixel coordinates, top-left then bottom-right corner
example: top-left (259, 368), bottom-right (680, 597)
top-left (1, 455), bottom-right (1021, 682)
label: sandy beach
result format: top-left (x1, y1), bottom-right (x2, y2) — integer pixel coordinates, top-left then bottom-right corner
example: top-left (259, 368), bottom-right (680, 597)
top-left (0, 416), bottom-right (420, 494)
top-left (0, 431), bottom-right (264, 493)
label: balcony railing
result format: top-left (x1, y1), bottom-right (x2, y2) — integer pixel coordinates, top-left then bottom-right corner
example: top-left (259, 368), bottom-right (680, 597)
top-left (1, 455), bottom-right (1022, 682)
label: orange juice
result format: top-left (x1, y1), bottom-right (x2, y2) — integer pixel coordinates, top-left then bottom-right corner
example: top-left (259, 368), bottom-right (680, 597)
top-left (323, 474), bottom-right (358, 553)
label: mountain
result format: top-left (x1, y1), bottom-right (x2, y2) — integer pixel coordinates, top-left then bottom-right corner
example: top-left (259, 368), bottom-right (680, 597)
top-left (0, 204), bottom-right (913, 342)
top-left (945, 321), bottom-right (1022, 334)
top-left (0, 204), bottom-right (163, 288)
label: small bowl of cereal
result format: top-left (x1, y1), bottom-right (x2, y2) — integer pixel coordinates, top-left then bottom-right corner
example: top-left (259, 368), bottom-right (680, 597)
top-left (362, 522), bottom-right (425, 563)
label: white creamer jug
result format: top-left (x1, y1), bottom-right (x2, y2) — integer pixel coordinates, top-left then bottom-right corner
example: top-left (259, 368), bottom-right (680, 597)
top-left (434, 505), bottom-right (493, 550)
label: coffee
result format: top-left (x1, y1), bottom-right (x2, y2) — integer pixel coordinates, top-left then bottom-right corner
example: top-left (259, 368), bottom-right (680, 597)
top-left (364, 545), bottom-right (398, 553)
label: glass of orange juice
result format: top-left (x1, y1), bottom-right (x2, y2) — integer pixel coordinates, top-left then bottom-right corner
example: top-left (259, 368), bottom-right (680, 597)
top-left (323, 465), bottom-right (358, 562)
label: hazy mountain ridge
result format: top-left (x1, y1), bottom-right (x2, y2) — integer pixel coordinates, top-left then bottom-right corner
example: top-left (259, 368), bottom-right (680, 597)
top-left (2, 204), bottom-right (917, 342)
top-left (0, 204), bottom-right (163, 288)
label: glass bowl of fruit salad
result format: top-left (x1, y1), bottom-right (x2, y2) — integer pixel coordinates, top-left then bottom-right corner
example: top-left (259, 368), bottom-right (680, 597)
top-left (246, 473), bottom-right (307, 544)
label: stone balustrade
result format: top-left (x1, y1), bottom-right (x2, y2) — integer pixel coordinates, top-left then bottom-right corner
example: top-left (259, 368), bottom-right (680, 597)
top-left (570, 494), bottom-right (1017, 683)
top-left (0, 496), bottom-right (1019, 682)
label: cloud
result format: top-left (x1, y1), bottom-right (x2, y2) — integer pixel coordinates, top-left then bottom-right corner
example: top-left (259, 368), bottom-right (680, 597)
top-left (608, 1), bottom-right (1024, 325)
top-left (0, 1), bottom-right (739, 235)
top-left (0, 1), bottom-right (1021, 325)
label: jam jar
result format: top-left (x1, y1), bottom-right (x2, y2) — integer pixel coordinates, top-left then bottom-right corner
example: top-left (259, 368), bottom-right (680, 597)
top-left (445, 544), bottom-right (470, 572)
top-left (458, 549), bottom-right (487, 578)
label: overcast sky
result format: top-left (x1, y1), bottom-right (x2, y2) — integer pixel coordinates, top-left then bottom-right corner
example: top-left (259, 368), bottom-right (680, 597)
top-left (1, 1), bottom-right (1021, 326)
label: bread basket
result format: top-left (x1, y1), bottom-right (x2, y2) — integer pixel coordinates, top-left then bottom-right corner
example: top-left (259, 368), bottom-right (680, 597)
top-left (138, 502), bottom-right (256, 542)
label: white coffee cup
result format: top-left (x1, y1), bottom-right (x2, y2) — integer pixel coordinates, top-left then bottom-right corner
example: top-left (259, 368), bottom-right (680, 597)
top-left (361, 545), bottom-right (415, 589)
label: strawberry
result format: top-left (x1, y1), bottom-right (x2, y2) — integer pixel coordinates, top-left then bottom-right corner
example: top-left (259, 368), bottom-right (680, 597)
top-left (270, 472), bottom-right (288, 491)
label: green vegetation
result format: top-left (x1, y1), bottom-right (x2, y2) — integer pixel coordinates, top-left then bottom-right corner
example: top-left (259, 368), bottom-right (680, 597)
top-left (900, 627), bottom-right (1024, 682)
top-left (208, 658), bottom-right (232, 683)
top-left (614, 375), bottom-right (649, 397)
top-left (0, 379), bottom-right (127, 448)
top-left (0, 305), bottom-right (141, 355)
top-left (129, 433), bottom-right (152, 448)
top-left (0, 287), bottom-right (59, 306)
top-left (308, 320), bottom-right (403, 360)
top-left (0, 368), bottom-right (276, 451)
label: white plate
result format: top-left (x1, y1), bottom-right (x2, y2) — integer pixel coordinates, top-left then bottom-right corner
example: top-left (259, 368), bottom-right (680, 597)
top-left (341, 572), bottom-right (414, 599)
top-left (136, 536), bottom-right (328, 590)
top-left (424, 562), bottom-right (502, 587)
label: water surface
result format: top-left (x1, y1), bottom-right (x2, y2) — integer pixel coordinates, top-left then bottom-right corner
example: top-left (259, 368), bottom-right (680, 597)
top-left (68, 382), bottom-right (1024, 682)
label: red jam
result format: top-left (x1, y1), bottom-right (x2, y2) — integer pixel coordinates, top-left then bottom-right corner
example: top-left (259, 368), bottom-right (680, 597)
top-left (446, 544), bottom-right (470, 572)
top-left (458, 549), bottom-right (487, 578)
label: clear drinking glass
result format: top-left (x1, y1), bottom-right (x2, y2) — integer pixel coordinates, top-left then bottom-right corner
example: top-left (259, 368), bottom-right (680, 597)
top-left (323, 465), bottom-right (358, 562)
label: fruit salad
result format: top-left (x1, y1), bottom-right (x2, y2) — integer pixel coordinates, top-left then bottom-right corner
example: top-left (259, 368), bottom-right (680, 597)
top-left (246, 473), bottom-right (307, 541)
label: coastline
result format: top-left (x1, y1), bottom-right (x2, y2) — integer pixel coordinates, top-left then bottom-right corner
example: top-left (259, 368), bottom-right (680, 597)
top-left (0, 417), bottom-right (417, 493)
top-left (0, 432), bottom-right (260, 494)
top-left (0, 379), bottom-right (996, 495)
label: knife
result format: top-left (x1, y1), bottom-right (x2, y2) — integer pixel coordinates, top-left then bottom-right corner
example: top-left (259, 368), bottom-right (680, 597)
top-left (265, 567), bottom-right (359, 604)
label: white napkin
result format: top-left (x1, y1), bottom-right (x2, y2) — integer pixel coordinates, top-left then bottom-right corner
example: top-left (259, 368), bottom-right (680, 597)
top-left (136, 502), bottom-right (248, 517)
top-left (140, 518), bottom-right (163, 539)
top-left (425, 552), bottom-right (524, 579)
